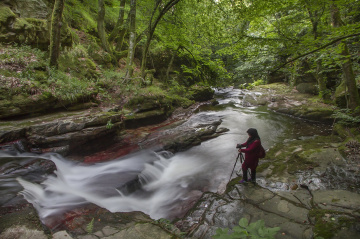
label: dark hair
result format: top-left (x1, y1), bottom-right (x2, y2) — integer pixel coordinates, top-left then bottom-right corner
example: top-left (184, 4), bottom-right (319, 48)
top-left (246, 128), bottom-right (260, 145)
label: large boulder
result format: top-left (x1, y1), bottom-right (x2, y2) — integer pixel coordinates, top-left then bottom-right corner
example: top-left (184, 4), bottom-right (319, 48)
top-left (296, 83), bottom-right (318, 95)
top-left (187, 85), bottom-right (215, 102)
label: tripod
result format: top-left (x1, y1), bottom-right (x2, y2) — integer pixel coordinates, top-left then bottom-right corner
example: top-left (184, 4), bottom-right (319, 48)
top-left (228, 152), bottom-right (251, 182)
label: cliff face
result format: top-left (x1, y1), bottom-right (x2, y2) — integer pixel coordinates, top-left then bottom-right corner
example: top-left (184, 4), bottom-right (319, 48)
top-left (0, 0), bottom-right (72, 49)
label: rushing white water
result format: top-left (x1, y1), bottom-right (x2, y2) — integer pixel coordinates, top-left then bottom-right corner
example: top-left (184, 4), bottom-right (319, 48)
top-left (15, 148), bottom-right (222, 220)
top-left (10, 87), bottom-right (330, 221)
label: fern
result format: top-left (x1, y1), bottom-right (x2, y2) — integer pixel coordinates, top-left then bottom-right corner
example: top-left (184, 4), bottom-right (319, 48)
top-left (86, 218), bottom-right (94, 234)
top-left (106, 119), bottom-right (114, 129)
top-left (332, 108), bottom-right (360, 126)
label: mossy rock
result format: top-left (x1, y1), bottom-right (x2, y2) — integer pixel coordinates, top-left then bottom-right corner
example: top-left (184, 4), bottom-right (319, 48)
top-left (187, 85), bottom-right (214, 102)
top-left (0, 205), bottom-right (46, 237)
top-left (124, 109), bottom-right (169, 129)
top-left (0, 7), bottom-right (72, 48)
top-left (333, 81), bottom-right (360, 108)
top-left (0, 6), bottom-right (16, 25)
top-left (0, 89), bottom-right (97, 119)
top-left (125, 94), bottom-right (174, 113)
top-left (257, 135), bottom-right (342, 178)
top-left (12, 0), bottom-right (51, 19)
top-left (296, 83), bottom-right (318, 95)
top-left (334, 81), bottom-right (347, 108)
top-left (0, 93), bottom-right (57, 118)
top-left (309, 209), bottom-right (358, 239)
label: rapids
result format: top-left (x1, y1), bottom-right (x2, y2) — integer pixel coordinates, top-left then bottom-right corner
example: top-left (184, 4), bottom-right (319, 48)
top-left (0, 88), bottom-right (331, 223)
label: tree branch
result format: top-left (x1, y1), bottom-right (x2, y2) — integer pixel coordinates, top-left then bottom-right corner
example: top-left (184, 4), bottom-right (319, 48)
top-left (270, 32), bottom-right (360, 74)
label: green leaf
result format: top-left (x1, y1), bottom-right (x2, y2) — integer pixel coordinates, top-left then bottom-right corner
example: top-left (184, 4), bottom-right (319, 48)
top-left (239, 218), bottom-right (249, 228)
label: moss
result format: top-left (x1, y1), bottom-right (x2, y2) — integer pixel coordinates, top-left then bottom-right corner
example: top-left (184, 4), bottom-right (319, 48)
top-left (186, 85), bottom-right (214, 102)
top-left (64, 1), bottom-right (97, 33)
top-left (58, 55), bottom-right (99, 80)
top-left (257, 135), bottom-right (342, 177)
top-left (287, 153), bottom-right (319, 174)
top-left (309, 209), bottom-right (357, 239)
top-left (0, 6), bottom-right (16, 25)
top-left (13, 18), bottom-right (33, 30)
top-left (0, 205), bottom-right (45, 234)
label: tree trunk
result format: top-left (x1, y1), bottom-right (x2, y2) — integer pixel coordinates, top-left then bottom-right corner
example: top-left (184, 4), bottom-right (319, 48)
top-left (140, 0), bottom-right (182, 79)
top-left (166, 49), bottom-right (176, 84)
top-left (115, 28), bottom-right (127, 52)
top-left (330, 3), bottom-right (360, 109)
top-left (97, 0), bottom-right (112, 53)
top-left (304, 1), bottom-right (328, 99)
top-left (115, 16), bottom-right (130, 52)
top-left (108, 0), bottom-right (126, 43)
top-left (49, 0), bottom-right (65, 68)
top-left (125, 0), bottom-right (136, 80)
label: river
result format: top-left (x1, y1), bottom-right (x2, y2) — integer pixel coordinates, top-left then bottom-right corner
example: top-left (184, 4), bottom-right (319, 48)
top-left (0, 88), bottom-right (331, 224)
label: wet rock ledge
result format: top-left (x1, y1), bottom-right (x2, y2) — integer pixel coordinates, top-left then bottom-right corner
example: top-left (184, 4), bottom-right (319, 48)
top-left (0, 86), bottom-right (217, 157)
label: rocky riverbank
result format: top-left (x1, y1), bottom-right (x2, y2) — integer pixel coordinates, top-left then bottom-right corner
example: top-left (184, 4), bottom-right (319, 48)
top-left (1, 83), bottom-right (360, 239)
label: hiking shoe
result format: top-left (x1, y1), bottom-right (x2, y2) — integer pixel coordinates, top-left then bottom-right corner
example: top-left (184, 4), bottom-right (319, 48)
top-left (239, 179), bottom-right (247, 183)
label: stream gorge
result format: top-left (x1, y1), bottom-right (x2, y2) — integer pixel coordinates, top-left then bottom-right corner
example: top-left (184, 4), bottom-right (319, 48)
top-left (1, 87), bottom-right (360, 239)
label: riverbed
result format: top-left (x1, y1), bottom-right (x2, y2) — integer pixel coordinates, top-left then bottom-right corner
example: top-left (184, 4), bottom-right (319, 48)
top-left (0, 88), bottom-right (332, 226)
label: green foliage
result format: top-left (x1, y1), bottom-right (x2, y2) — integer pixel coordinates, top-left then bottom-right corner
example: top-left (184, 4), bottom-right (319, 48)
top-left (86, 218), bottom-right (94, 234)
top-left (0, 44), bottom-right (46, 68)
top-left (106, 119), bottom-right (114, 129)
top-left (46, 68), bottom-right (96, 102)
top-left (213, 218), bottom-right (280, 239)
top-left (332, 108), bottom-right (360, 126)
top-left (254, 80), bottom-right (265, 86)
top-left (168, 80), bottom-right (187, 96)
top-left (238, 80), bottom-right (265, 90)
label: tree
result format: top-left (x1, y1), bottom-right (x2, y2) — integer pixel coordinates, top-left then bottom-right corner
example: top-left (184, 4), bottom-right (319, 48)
top-left (97, 0), bottom-right (112, 53)
top-left (140, 0), bottom-right (182, 79)
top-left (125, 0), bottom-right (137, 79)
top-left (49, 0), bottom-right (65, 68)
top-left (330, 1), bottom-right (360, 110)
top-left (108, 0), bottom-right (128, 52)
top-left (302, 0), bottom-right (328, 99)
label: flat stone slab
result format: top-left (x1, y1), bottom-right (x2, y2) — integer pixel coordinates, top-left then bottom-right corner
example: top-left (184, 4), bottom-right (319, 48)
top-left (313, 190), bottom-right (360, 216)
top-left (177, 184), bottom-right (314, 239)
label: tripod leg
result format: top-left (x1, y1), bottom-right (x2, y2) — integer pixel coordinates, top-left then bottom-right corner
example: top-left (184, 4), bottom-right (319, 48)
top-left (228, 153), bottom-right (240, 182)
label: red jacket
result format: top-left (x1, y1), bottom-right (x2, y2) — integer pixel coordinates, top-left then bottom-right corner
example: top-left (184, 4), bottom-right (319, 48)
top-left (240, 139), bottom-right (261, 170)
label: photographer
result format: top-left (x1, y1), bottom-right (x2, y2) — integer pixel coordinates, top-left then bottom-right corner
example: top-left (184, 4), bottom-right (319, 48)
top-left (236, 128), bottom-right (262, 183)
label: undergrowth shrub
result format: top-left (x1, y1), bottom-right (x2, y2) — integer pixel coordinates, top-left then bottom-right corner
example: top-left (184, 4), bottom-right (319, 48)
top-left (332, 108), bottom-right (360, 126)
top-left (46, 68), bottom-right (96, 102)
top-left (213, 218), bottom-right (280, 239)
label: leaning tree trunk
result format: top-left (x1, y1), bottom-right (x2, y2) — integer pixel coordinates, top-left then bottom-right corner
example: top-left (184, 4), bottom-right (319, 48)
top-left (140, 0), bottom-right (182, 79)
top-left (108, 0), bottom-right (126, 43)
top-left (97, 0), bottom-right (112, 53)
top-left (330, 3), bottom-right (360, 109)
top-left (49, 0), bottom-right (65, 68)
top-left (125, 0), bottom-right (136, 80)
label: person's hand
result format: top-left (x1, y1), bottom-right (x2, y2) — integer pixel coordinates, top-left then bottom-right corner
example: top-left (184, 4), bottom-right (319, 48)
top-left (238, 149), bottom-right (241, 153)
